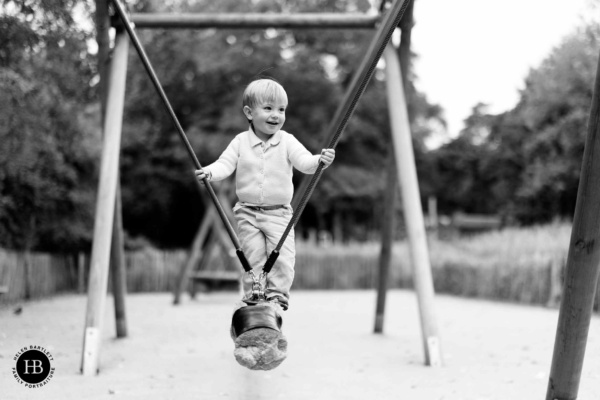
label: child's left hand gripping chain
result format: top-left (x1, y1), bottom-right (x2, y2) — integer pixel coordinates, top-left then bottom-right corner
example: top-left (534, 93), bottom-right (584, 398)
top-left (194, 169), bottom-right (211, 185)
top-left (320, 148), bottom-right (335, 167)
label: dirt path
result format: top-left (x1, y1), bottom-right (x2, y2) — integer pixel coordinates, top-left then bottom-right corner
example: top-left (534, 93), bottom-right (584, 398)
top-left (1, 290), bottom-right (599, 400)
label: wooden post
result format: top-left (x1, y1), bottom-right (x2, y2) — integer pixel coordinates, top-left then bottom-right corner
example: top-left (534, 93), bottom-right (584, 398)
top-left (96, 0), bottom-right (128, 340)
top-left (77, 252), bottom-right (86, 293)
top-left (545, 46), bottom-right (600, 400)
top-left (428, 196), bottom-right (438, 239)
top-left (110, 182), bottom-right (127, 338)
top-left (81, 31), bottom-right (129, 375)
top-left (374, 153), bottom-right (397, 333)
top-left (95, 0), bottom-right (110, 113)
top-left (384, 43), bottom-right (442, 367)
top-left (374, 0), bottom-right (412, 335)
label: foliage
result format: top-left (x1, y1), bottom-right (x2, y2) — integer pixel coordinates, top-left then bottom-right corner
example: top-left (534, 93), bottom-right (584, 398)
top-left (118, 0), bottom-right (442, 246)
top-left (0, 0), bottom-right (452, 250)
top-left (0, 0), bottom-right (98, 251)
top-left (431, 22), bottom-right (600, 224)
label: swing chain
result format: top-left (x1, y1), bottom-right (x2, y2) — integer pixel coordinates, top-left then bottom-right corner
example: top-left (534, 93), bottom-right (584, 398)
top-left (248, 269), bottom-right (267, 300)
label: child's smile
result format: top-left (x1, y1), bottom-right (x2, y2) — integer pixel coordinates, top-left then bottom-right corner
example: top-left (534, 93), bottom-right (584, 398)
top-left (245, 101), bottom-right (287, 141)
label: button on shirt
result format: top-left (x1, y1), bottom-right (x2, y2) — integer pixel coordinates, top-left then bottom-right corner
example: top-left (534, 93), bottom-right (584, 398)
top-left (203, 129), bottom-right (321, 206)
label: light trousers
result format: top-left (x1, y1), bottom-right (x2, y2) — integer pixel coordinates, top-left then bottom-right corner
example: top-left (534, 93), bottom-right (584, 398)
top-left (234, 205), bottom-right (295, 304)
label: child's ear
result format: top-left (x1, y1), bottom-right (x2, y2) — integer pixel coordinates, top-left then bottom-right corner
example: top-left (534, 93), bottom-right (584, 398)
top-left (243, 106), bottom-right (253, 120)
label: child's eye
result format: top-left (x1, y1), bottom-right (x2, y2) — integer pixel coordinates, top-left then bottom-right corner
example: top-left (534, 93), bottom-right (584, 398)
top-left (279, 108), bottom-right (286, 112)
top-left (264, 106), bottom-right (272, 111)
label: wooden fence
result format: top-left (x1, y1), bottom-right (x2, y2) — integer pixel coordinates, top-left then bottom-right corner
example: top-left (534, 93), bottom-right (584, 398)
top-left (1, 247), bottom-right (598, 312)
top-left (0, 250), bottom-right (78, 303)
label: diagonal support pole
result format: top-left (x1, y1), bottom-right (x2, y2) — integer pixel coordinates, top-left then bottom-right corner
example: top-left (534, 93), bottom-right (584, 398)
top-left (545, 45), bottom-right (600, 400)
top-left (81, 30), bottom-right (129, 375)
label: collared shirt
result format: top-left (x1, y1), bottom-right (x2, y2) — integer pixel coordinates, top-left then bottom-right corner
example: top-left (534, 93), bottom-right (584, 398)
top-left (203, 129), bottom-right (321, 206)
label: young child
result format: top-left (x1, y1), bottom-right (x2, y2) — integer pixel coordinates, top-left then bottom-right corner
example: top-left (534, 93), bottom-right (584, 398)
top-left (195, 78), bottom-right (335, 311)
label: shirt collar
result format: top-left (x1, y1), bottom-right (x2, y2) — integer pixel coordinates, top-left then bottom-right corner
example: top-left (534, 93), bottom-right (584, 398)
top-left (248, 126), bottom-right (282, 147)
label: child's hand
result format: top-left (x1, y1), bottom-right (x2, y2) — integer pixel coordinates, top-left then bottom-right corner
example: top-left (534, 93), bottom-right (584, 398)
top-left (194, 169), bottom-right (210, 184)
top-left (320, 149), bottom-right (335, 167)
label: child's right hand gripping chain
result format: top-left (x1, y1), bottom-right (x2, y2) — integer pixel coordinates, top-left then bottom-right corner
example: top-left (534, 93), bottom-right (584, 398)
top-left (320, 148), bottom-right (335, 167)
top-left (194, 169), bottom-right (211, 185)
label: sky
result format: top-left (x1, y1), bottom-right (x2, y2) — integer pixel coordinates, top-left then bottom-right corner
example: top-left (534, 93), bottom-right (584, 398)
top-left (410, 0), bottom-right (596, 139)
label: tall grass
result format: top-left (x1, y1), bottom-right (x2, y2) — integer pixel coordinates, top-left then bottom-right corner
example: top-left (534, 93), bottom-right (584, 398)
top-left (295, 222), bottom-right (580, 308)
top-left (3, 222), bottom-right (597, 311)
top-left (429, 222), bottom-right (570, 270)
top-left (427, 222), bottom-right (572, 305)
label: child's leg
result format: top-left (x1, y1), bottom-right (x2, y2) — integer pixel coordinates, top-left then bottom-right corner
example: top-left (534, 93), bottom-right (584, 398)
top-left (261, 207), bottom-right (295, 307)
top-left (234, 207), bottom-right (268, 299)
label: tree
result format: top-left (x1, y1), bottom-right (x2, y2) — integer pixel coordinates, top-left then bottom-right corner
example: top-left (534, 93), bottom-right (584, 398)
top-left (0, 0), bottom-right (98, 251)
top-left (1, 0), bottom-right (445, 250)
top-left (115, 0), bottom-right (443, 246)
top-left (430, 21), bottom-right (600, 224)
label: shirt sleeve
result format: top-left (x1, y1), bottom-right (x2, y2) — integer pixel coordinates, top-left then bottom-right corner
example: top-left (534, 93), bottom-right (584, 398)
top-left (203, 136), bottom-right (239, 181)
top-left (287, 134), bottom-right (321, 174)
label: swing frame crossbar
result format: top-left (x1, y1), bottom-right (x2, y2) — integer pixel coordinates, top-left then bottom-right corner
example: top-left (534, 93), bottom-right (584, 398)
top-left (116, 12), bottom-right (380, 30)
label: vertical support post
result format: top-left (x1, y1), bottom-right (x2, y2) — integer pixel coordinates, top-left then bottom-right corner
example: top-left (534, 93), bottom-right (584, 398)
top-left (77, 252), bottom-right (86, 293)
top-left (427, 196), bottom-right (438, 228)
top-left (384, 44), bottom-right (442, 367)
top-left (96, 0), bottom-right (128, 340)
top-left (95, 0), bottom-right (110, 113)
top-left (545, 46), bottom-right (600, 400)
top-left (428, 196), bottom-right (438, 239)
top-left (374, 153), bottom-right (397, 333)
top-left (81, 31), bottom-right (129, 375)
top-left (374, 0), bottom-right (414, 335)
top-left (110, 182), bottom-right (128, 338)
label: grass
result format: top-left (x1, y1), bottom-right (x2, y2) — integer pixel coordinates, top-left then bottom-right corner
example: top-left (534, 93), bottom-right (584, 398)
top-left (297, 221), bottom-right (572, 272)
top-left (294, 222), bottom-right (576, 307)
top-left (2, 222), bottom-right (587, 309)
top-left (428, 221), bottom-right (571, 271)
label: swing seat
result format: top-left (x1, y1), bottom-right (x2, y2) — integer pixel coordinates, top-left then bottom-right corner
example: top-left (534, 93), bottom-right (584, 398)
top-left (231, 303), bottom-right (288, 370)
top-left (231, 303), bottom-right (282, 338)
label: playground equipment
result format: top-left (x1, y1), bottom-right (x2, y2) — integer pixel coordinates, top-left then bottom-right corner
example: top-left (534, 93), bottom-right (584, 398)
top-left (180, 182), bottom-right (241, 299)
top-left (84, 0), bottom-right (600, 396)
top-left (544, 44), bottom-right (600, 400)
top-left (85, 0), bottom-right (441, 375)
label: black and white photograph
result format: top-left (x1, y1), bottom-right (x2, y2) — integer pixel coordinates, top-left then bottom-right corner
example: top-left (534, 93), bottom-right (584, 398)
top-left (1, 0), bottom-right (599, 398)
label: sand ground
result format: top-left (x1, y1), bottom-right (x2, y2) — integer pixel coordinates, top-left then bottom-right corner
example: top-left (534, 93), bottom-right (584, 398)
top-left (1, 290), bottom-right (599, 400)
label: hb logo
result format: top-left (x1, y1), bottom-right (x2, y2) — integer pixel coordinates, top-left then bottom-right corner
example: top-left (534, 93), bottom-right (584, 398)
top-left (15, 350), bottom-right (51, 384)
top-left (23, 360), bottom-right (44, 374)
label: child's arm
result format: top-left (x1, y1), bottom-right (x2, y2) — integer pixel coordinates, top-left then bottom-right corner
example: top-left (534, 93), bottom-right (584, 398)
top-left (288, 135), bottom-right (335, 174)
top-left (195, 136), bottom-right (240, 184)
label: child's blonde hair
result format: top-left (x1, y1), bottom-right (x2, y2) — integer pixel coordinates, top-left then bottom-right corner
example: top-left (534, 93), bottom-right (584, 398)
top-left (242, 79), bottom-right (288, 110)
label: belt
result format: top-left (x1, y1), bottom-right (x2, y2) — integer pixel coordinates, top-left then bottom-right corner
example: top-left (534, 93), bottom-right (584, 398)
top-left (245, 205), bottom-right (286, 211)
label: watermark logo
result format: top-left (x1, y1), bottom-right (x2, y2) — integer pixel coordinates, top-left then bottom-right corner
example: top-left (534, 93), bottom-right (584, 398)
top-left (12, 346), bottom-right (55, 388)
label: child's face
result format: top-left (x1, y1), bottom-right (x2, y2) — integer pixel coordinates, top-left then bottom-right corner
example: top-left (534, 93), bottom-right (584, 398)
top-left (244, 100), bottom-right (287, 140)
